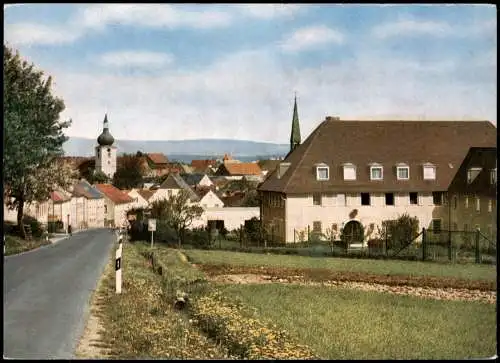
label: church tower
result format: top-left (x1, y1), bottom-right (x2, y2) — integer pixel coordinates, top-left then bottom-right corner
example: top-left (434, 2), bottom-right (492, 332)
top-left (95, 114), bottom-right (117, 179)
top-left (290, 93), bottom-right (301, 153)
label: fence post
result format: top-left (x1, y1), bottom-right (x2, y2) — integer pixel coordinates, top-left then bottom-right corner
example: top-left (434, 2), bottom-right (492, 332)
top-left (307, 225), bottom-right (310, 245)
top-left (475, 229), bottom-right (480, 264)
top-left (422, 228), bottom-right (426, 261)
top-left (448, 229), bottom-right (453, 262)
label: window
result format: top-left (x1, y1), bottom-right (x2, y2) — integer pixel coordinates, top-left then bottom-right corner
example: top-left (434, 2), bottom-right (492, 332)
top-left (397, 164), bottom-right (409, 180)
top-left (409, 192), bottom-right (418, 205)
top-left (491, 169), bottom-right (497, 185)
top-left (385, 193), bottom-right (394, 206)
top-left (432, 219), bottom-right (441, 232)
top-left (370, 164), bottom-right (383, 180)
top-left (476, 196), bottom-right (481, 212)
top-left (313, 193), bottom-right (322, 206)
top-left (488, 199), bottom-right (492, 212)
top-left (361, 193), bottom-right (371, 206)
top-left (343, 163), bottom-right (356, 180)
top-left (432, 192), bottom-right (443, 206)
top-left (313, 221), bottom-right (322, 234)
top-left (423, 164), bottom-right (436, 180)
top-left (467, 167), bottom-right (482, 184)
top-left (104, 205), bottom-right (107, 214)
top-left (316, 165), bottom-right (329, 181)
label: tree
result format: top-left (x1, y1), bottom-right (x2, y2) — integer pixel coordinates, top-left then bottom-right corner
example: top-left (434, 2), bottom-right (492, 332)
top-left (149, 190), bottom-right (204, 247)
top-left (4, 45), bottom-right (72, 239)
top-left (241, 189), bottom-right (260, 207)
top-left (113, 154), bottom-right (144, 189)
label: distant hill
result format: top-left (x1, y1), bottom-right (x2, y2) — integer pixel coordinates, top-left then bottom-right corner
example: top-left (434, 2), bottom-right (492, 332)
top-left (63, 137), bottom-right (288, 162)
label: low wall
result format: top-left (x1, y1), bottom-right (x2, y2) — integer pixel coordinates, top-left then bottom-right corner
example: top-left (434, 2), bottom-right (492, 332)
top-left (191, 207), bottom-right (260, 231)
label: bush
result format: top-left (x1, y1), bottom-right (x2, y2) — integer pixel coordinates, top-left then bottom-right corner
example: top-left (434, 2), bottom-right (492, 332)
top-left (155, 220), bottom-right (177, 244)
top-left (23, 215), bottom-right (44, 238)
top-left (185, 227), bottom-right (211, 248)
top-left (380, 213), bottom-right (419, 250)
top-left (48, 220), bottom-right (64, 233)
top-left (129, 220), bottom-right (148, 241)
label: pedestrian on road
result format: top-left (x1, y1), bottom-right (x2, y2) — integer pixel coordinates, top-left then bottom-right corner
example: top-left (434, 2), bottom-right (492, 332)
top-left (68, 224), bottom-right (72, 236)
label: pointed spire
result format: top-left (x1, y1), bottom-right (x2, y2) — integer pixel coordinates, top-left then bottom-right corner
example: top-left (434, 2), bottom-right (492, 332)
top-left (290, 92), bottom-right (301, 153)
top-left (103, 113), bottom-right (109, 130)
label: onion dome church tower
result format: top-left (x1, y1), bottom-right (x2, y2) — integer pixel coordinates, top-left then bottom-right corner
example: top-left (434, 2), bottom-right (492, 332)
top-left (95, 114), bottom-right (117, 179)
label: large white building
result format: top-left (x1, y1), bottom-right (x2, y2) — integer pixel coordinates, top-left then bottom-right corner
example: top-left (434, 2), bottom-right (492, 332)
top-left (258, 115), bottom-right (497, 244)
top-left (95, 114), bottom-right (117, 179)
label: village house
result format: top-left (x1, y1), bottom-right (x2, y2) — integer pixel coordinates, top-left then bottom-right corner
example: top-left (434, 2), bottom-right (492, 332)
top-left (48, 190), bottom-right (72, 232)
top-left (148, 173), bottom-right (200, 204)
top-left (197, 189), bottom-right (225, 209)
top-left (446, 147), bottom-right (497, 241)
top-left (181, 173), bottom-right (215, 189)
top-left (95, 184), bottom-right (134, 228)
top-left (215, 161), bottom-right (263, 181)
top-left (71, 179), bottom-right (106, 229)
top-left (144, 153), bottom-right (183, 177)
top-left (258, 159), bottom-right (281, 177)
top-left (258, 114), bottom-right (497, 245)
top-left (191, 159), bottom-right (217, 174)
top-left (124, 188), bottom-right (150, 210)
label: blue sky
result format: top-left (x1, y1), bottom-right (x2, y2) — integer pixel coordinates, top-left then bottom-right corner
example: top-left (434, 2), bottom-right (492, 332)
top-left (4, 4), bottom-right (496, 143)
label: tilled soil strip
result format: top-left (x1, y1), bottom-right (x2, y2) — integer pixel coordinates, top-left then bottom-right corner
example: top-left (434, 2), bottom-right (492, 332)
top-left (196, 264), bottom-right (496, 291)
top-left (194, 264), bottom-right (496, 304)
top-left (209, 274), bottom-right (496, 304)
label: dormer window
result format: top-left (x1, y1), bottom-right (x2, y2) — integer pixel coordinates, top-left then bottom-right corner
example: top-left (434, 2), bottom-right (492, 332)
top-left (423, 163), bottom-right (436, 180)
top-left (343, 163), bottom-right (356, 180)
top-left (369, 163), bottom-right (383, 180)
top-left (396, 163), bottom-right (409, 180)
top-left (467, 167), bottom-right (482, 184)
top-left (315, 163), bottom-right (329, 181)
top-left (491, 168), bottom-right (497, 185)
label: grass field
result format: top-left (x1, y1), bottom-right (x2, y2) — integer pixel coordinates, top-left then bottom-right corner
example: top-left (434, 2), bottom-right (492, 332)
top-left (4, 235), bottom-right (51, 256)
top-left (217, 283), bottom-right (497, 360)
top-left (184, 249), bottom-right (497, 281)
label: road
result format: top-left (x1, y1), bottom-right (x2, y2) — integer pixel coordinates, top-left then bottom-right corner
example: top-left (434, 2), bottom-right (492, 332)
top-left (3, 228), bottom-right (116, 359)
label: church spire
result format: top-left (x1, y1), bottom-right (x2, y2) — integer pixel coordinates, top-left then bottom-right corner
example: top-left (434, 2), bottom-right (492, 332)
top-left (290, 92), bottom-right (301, 153)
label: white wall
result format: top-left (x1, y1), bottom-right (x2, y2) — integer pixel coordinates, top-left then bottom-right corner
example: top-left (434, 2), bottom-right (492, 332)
top-left (95, 145), bottom-right (117, 179)
top-left (127, 189), bottom-right (149, 209)
top-left (149, 188), bottom-right (179, 204)
top-left (191, 207), bottom-right (260, 230)
top-left (285, 192), bottom-right (442, 244)
top-left (199, 190), bottom-right (224, 209)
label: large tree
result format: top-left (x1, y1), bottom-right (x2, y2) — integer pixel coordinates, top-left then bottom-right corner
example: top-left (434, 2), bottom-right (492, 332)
top-left (4, 45), bottom-right (73, 238)
top-left (150, 190), bottom-right (204, 247)
top-left (113, 153), bottom-right (144, 189)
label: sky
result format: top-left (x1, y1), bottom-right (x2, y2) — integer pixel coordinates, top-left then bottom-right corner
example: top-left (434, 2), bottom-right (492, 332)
top-left (4, 4), bottom-right (497, 143)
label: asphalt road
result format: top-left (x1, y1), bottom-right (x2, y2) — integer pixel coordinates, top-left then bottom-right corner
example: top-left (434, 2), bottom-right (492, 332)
top-left (3, 228), bottom-right (116, 359)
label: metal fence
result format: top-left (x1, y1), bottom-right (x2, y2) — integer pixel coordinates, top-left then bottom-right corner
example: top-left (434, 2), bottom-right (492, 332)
top-left (214, 226), bottom-right (496, 265)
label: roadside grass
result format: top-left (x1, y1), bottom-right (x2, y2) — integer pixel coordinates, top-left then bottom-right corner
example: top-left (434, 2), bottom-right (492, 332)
top-left (93, 241), bottom-right (233, 359)
top-left (217, 283), bottom-right (497, 360)
top-left (146, 242), bottom-right (320, 359)
top-left (4, 234), bottom-right (51, 256)
top-left (184, 249), bottom-right (496, 281)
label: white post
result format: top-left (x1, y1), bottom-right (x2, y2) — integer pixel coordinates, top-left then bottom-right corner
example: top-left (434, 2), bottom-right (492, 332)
top-left (115, 244), bottom-right (122, 294)
top-left (151, 230), bottom-right (154, 249)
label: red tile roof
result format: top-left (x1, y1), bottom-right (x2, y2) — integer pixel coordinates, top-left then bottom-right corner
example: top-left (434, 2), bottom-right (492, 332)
top-left (50, 190), bottom-right (71, 203)
top-left (218, 162), bottom-right (262, 176)
top-left (147, 153), bottom-right (169, 165)
top-left (191, 159), bottom-right (217, 170)
top-left (95, 184), bottom-right (134, 204)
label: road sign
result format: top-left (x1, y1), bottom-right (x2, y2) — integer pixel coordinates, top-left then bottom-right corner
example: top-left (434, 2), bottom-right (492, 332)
top-left (148, 219), bottom-right (157, 232)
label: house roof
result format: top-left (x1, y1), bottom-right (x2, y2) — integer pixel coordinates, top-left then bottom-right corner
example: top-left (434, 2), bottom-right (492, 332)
top-left (159, 173), bottom-right (200, 202)
top-left (137, 189), bottom-right (155, 201)
top-left (191, 159), bottom-right (217, 170)
top-left (258, 119), bottom-right (497, 194)
top-left (50, 190), bottom-right (72, 203)
top-left (448, 147), bottom-right (497, 197)
top-left (95, 184), bottom-right (134, 204)
top-left (181, 173), bottom-right (209, 186)
top-left (72, 180), bottom-right (104, 199)
top-left (147, 153), bottom-right (169, 165)
top-left (218, 162), bottom-right (262, 176)
top-left (220, 192), bottom-right (246, 207)
top-left (258, 159), bottom-right (281, 172)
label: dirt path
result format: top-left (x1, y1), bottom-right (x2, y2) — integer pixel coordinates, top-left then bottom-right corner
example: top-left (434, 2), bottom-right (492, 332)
top-left (75, 249), bottom-right (114, 359)
top-left (207, 273), bottom-right (496, 304)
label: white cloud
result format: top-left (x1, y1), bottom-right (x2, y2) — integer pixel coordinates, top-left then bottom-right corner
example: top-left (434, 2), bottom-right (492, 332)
top-left (4, 22), bottom-right (82, 46)
top-left (98, 51), bottom-right (174, 68)
top-left (373, 19), bottom-right (453, 39)
top-left (237, 4), bottom-right (304, 19)
top-left (280, 25), bottom-right (344, 52)
top-left (39, 45), bottom-right (495, 145)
